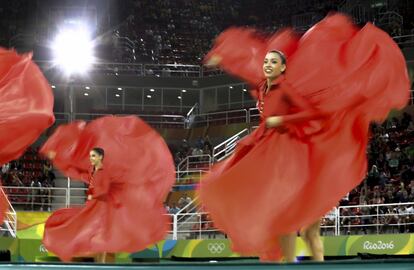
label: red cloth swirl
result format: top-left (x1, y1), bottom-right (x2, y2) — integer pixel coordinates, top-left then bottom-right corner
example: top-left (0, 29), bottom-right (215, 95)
top-left (0, 47), bottom-right (54, 223)
top-left (40, 116), bottom-right (175, 261)
top-left (200, 13), bottom-right (409, 259)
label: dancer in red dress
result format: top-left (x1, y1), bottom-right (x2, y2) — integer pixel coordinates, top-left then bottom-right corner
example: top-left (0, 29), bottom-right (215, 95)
top-left (200, 13), bottom-right (409, 261)
top-left (0, 48), bottom-right (54, 223)
top-left (41, 116), bottom-right (175, 262)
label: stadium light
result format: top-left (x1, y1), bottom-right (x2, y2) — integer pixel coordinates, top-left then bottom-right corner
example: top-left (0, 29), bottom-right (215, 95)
top-left (52, 28), bottom-right (94, 75)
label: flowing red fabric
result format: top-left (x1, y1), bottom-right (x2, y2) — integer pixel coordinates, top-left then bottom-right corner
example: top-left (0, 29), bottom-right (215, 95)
top-left (200, 13), bottom-right (409, 259)
top-left (0, 190), bottom-right (7, 223)
top-left (40, 116), bottom-right (175, 261)
top-left (0, 48), bottom-right (54, 223)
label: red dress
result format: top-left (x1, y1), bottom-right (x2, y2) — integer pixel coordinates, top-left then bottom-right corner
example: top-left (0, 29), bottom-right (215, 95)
top-left (0, 190), bottom-right (7, 223)
top-left (199, 13), bottom-right (409, 259)
top-left (0, 48), bottom-right (54, 222)
top-left (40, 116), bottom-right (175, 261)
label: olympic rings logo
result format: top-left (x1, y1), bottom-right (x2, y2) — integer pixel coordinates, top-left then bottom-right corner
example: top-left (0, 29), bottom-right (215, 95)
top-left (207, 243), bottom-right (225, 254)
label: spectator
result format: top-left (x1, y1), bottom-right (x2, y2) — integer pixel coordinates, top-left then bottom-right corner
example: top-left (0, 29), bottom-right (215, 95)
top-left (169, 203), bottom-right (181, 214)
top-left (178, 193), bottom-right (192, 209)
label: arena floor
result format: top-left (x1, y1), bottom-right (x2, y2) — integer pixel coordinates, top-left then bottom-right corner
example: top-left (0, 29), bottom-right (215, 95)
top-left (1, 260), bottom-right (414, 270)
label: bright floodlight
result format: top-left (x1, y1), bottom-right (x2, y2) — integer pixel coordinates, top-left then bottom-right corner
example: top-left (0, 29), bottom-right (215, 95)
top-left (53, 28), bottom-right (94, 75)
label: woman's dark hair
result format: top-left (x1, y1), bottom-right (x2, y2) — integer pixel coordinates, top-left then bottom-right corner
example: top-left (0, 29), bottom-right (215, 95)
top-left (91, 147), bottom-right (105, 159)
top-left (268, 50), bottom-right (286, 65)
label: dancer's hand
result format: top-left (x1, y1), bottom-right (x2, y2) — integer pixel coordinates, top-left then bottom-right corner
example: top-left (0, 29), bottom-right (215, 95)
top-left (87, 195), bottom-right (93, 201)
top-left (46, 151), bottom-right (56, 160)
top-left (205, 55), bottom-right (222, 67)
top-left (266, 116), bottom-right (283, 128)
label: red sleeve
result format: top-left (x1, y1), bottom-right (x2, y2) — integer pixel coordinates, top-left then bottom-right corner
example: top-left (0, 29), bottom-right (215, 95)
top-left (40, 121), bottom-right (91, 184)
top-left (205, 28), bottom-right (299, 88)
top-left (204, 28), bottom-right (265, 86)
top-left (281, 83), bottom-right (326, 124)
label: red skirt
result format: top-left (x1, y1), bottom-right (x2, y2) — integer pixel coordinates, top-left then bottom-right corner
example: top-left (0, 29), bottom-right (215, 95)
top-left (199, 13), bottom-right (409, 259)
top-left (41, 116), bottom-right (175, 261)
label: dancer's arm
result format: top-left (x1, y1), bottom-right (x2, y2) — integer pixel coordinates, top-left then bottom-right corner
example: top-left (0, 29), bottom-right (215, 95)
top-left (45, 151), bottom-right (90, 183)
top-left (205, 28), bottom-right (265, 86)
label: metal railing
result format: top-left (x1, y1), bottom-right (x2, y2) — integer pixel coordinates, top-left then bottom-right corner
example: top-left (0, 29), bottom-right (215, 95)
top-left (175, 170), bottom-right (205, 183)
top-left (393, 34), bottom-right (414, 47)
top-left (173, 170), bottom-right (206, 192)
top-left (248, 107), bottom-right (260, 124)
top-left (338, 202), bottom-right (414, 235)
top-left (212, 128), bottom-right (249, 162)
top-left (174, 211), bottom-right (223, 240)
top-left (172, 202), bottom-right (414, 239)
top-left (73, 113), bottom-right (186, 128)
top-left (68, 187), bottom-right (89, 207)
top-left (200, 67), bottom-right (224, 77)
top-left (174, 198), bottom-right (201, 240)
top-left (4, 185), bottom-right (414, 239)
top-left (2, 186), bottom-right (69, 211)
top-left (51, 89), bottom-right (414, 129)
top-left (71, 109), bottom-right (253, 128)
top-left (143, 64), bottom-right (201, 77)
top-left (53, 112), bottom-right (71, 124)
top-left (177, 155), bottom-right (212, 175)
top-left (0, 188), bottom-right (17, 237)
top-left (192, 109), bottom-right (249, 127)
top-left (172, 198), bottom-right (339, 239)
top-left (35, 61), bottom-right (226, 78)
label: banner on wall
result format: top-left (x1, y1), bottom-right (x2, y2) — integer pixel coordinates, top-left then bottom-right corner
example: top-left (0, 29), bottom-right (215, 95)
top-left (9, 212), bottom-right (414, 261)
top-left (0, 237), bottom-right (18, 261)
top-left (131, 234), bottom-right (414, 259)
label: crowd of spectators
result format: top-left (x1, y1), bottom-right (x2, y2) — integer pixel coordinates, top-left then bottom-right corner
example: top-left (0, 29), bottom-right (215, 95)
top-left (113, 0), bottom-right (413, 64)
top-left (1, 1), bottom-right (413, 65)
top-left (0, 147), bottom-right (55, 211)
top-left (171, 136), bottom-right (213, 166)
top-left (318, 113), bottom-right (414, 235)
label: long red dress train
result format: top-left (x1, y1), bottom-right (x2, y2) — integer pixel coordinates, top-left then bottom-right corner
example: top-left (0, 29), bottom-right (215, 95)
top-left (40, 116), bottom-right (175, 261)
top-left (0, 48), bottom-right (55, 223)
top-left (0, 190), bottom-right (7, 224)
top-left (199, 13), bottom-right (409, 259)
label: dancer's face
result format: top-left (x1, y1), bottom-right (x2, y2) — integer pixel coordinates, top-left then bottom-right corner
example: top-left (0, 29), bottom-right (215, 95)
top-left (89, 150), bottom-right (103, 167)
top-left (263, 52), bottom-right (286, 80)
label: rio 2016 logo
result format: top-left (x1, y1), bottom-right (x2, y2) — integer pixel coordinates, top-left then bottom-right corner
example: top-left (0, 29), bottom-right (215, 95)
top-left (207, 243), bottom-right (226, 254)
top-left (363, 241), bottom-right (394, 250)
top-left (39, 244), bottom-right (48, 253)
